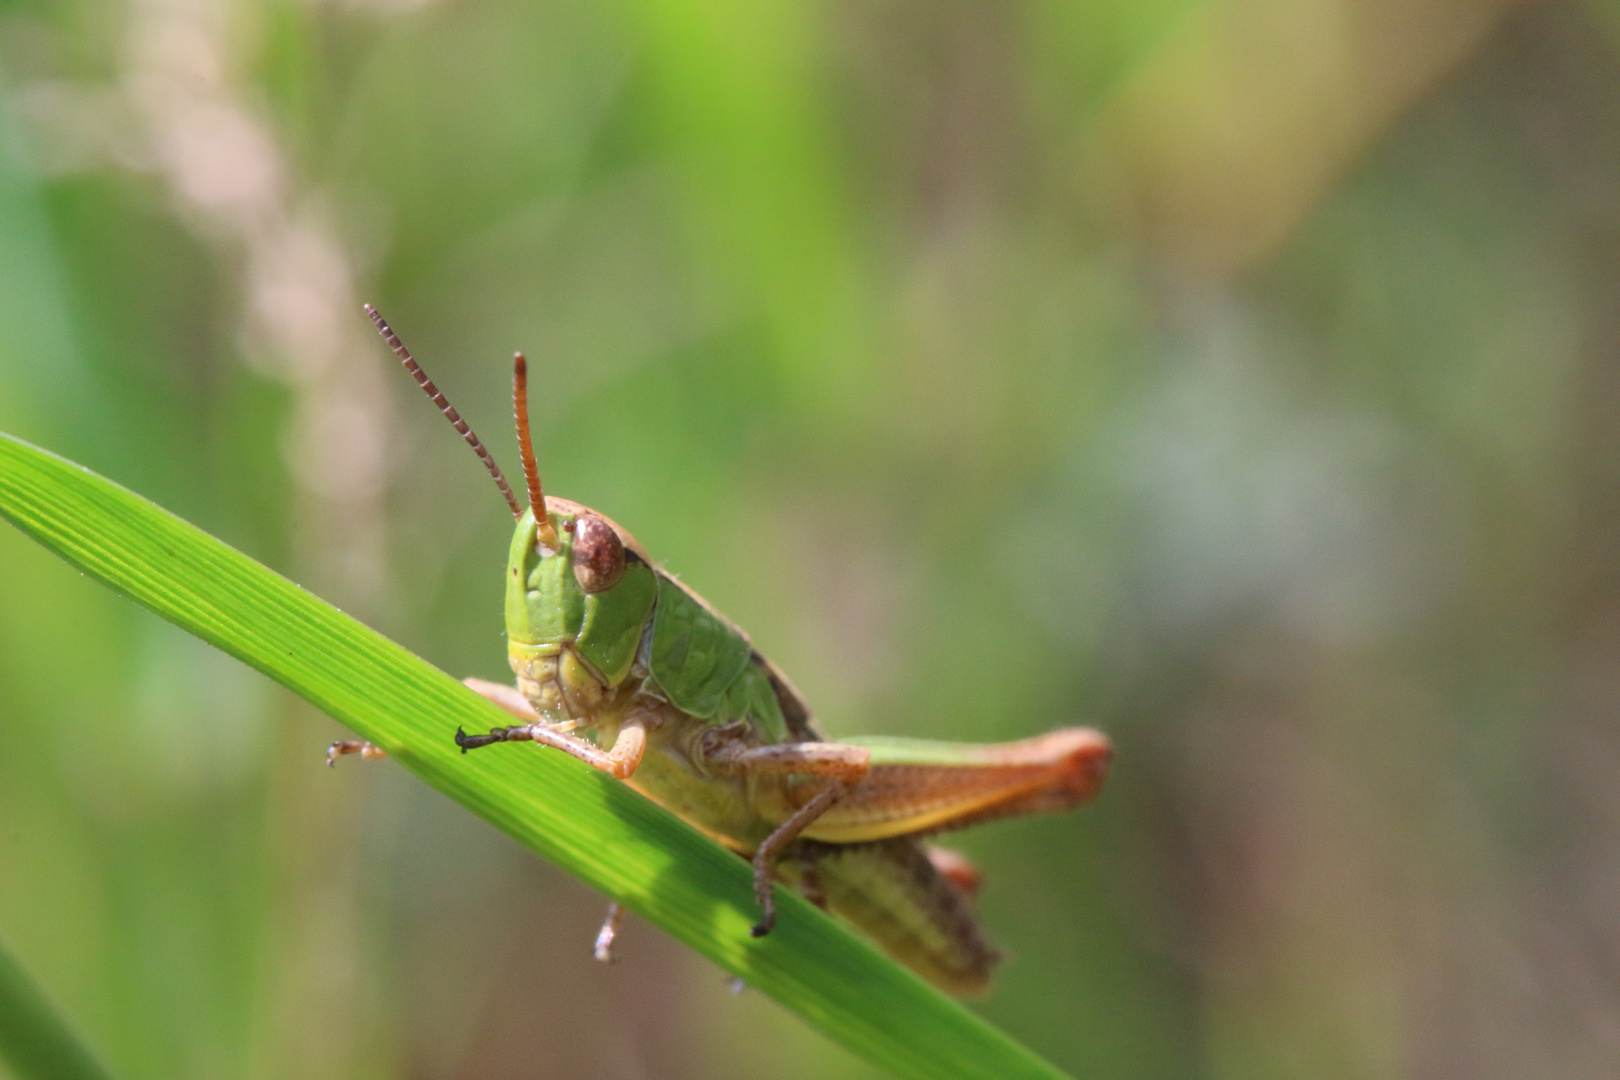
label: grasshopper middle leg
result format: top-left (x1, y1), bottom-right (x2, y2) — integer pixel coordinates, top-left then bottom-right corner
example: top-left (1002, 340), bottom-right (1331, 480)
top-left (747, 781), bottom-right (853, 936)
top-left (707, 740), bottom-right (871, 935)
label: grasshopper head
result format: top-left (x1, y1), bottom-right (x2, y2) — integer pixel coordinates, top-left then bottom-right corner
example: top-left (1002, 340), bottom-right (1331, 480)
top-left (504, 499), bottom-right (646, 646)
top-left (500, 346), bottom-right (656, 654)
top-left (504, 498), bottom-right (657, 688)
top-left (364, 307), bottom-right (658, 692)
top-left (498, 351), bottom-right (658, 689)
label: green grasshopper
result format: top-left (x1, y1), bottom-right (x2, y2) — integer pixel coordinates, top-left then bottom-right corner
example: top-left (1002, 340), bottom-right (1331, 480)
top-left (332, 307), bottom-right (1112, 995)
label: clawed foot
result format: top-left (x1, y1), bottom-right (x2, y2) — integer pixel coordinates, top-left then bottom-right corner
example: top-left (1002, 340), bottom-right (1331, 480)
top-left (454, 724), bottom-right (537, 753)
top-left (751, 890), bottom-right (777, 938)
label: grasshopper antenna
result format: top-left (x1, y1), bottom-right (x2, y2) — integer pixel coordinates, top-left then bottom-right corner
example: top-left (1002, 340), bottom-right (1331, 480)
top-left (365, 304), bottom-right (524, 519)
top-left (512, 352), bottom-right (558, 546)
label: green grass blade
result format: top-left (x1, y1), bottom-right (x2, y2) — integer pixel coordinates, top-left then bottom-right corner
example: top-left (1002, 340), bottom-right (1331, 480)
top-left (0, 936), bottom-right (119, 1080)
top-left (0, 431), bottom-right (1074, 1080)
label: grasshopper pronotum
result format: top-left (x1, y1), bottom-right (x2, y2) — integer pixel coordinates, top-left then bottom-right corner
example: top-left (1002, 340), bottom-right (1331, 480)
top-left (333, 307), bottom-right (1112, 994)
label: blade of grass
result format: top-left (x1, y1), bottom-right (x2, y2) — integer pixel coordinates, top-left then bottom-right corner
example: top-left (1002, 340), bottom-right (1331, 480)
top-left (0, 431), bottom-right (1074, 1080)
top-left (0, 935), bottom-right (119, 1080)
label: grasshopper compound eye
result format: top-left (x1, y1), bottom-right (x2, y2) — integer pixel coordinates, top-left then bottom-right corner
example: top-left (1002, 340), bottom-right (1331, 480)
top-left (573, 514), bottom-right (626, 593)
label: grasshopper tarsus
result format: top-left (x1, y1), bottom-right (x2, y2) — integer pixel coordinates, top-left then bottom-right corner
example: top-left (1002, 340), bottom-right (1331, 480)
top-left (751, 877), bottom-right (777, 937)
top-left (455, 725), bottom-right (530, 752)
top-left (750, 868), bottom-right (782, 936)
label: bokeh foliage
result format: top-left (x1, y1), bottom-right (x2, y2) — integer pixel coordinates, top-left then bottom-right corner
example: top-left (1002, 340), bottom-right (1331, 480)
top-left (3, 0), bottom-right (1620, 1077)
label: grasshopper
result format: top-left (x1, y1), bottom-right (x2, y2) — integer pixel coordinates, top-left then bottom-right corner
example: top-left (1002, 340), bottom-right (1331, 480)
top-left (332, 307), bottom-right (1112, 995)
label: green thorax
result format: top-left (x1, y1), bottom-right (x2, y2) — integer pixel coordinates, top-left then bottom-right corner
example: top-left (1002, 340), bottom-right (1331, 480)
top-left (648, 575), bottom-right (788, 741)
top-left (503, 507), bottom-right (789, 742)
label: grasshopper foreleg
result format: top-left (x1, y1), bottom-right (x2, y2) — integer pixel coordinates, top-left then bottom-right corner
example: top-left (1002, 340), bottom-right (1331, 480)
top-left (326, 740), bottom-right (386, 766)
top-left (455, 718), bottom-right (649, 780)
top-left (332, 668), bottom-right (544, 765)
top-left (460, 677), bottom-right (650, 779)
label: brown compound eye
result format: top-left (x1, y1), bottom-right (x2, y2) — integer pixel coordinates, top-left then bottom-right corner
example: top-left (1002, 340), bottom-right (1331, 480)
top-left (572, 514), bottom-right (626, 593)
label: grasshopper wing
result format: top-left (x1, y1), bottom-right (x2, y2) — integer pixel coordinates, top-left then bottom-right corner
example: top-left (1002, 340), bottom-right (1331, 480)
top-left (799, 729), bottom-right (1111, 844)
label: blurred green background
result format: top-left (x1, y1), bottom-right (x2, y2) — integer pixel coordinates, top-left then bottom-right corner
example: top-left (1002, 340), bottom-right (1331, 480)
top-left (3, 0), bottom-right (1619, 1076)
